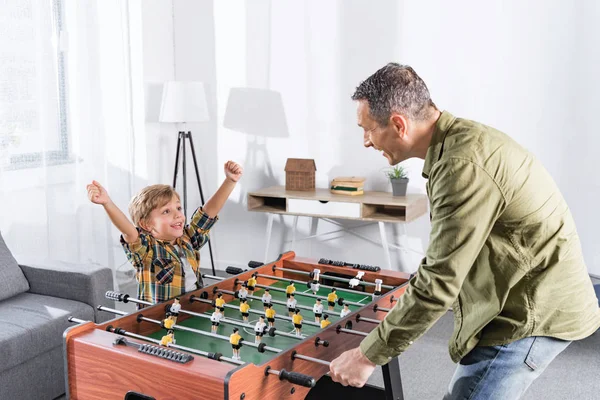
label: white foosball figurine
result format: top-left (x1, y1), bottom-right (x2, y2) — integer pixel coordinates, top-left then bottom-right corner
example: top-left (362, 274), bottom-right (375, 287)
top-left (310, 269), bottom-right (321, 294)
top-left (373, 278), bottom-right (383, 298)
top-left (340, 303), bottom-right (351, 318)
top-left (348, 271), bottom-right (365, 288)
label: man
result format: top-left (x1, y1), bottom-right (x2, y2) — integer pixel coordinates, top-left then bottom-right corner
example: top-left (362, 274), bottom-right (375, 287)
top-left (329, 63), bottom-right (600, 399)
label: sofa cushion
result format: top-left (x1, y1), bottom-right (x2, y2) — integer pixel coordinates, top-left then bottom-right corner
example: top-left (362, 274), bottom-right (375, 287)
top-left (0, 232), bottom-right (29, 301)
top-left (0, 292), bottom-right (94, 374)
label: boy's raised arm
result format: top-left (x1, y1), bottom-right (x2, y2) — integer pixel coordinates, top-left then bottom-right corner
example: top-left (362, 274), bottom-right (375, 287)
top-left (202, 161), bottom-right (243, 218)
top-left (87, 180), bottom-right (139, 243)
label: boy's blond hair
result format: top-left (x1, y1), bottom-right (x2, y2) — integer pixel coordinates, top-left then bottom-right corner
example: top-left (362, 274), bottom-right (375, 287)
top-left (128, 184), bottom-right (180, 228)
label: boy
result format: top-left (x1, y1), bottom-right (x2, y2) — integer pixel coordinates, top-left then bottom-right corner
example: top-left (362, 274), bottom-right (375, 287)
top-left (86, 161), bottom-right (242, 305)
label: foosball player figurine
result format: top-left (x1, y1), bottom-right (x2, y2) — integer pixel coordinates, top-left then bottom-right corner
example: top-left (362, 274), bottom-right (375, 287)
top-left (210, 308), bottom-right (223, 333)
top-left (286, 281), bottom-right (296, 298)
top-left (169, 297), bottom-right (181, 323)
top-left (320, 314), bottom-right (331, 329)
top-left (327, 288), bottom-right (338, 311)
top-left (265, 304), bottom-right (276, 328)
top-left (247, 273), bottom-right (258, 300)
top-left (310, 269), bottom-right (321, 295)
top-left (162, 313), bottom-right (176, 330)
top-left (287, 293), bottom-right (297, 317)
top-left (340, 303), bottom-right (351, 318)
top-left (160, 330), bottom-right (175, 347)
top-left (254, 315), bottom-right (267, 343)
top-left (238, 282), bottom-right (249, 301)
top-left (240, 298), bottom-right (251, 322)
top-left (230, 328), bottom-right (243, 360)
top-left (313, 298), bottom-right (324, 323)
top-left (348, 271), bottom-right (365, 289)
top-left (215, 292), bottom-right (226, 314)
top-left (373, 278), bottom-right (383, 297)
top-left (261, 289), bottom-right (272, 311)
top-left (292, 309), bottom-right (303, 337)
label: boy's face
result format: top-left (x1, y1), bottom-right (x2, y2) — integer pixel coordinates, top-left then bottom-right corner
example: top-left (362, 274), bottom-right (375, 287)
top-left (143, 194), bottom-right (185, 242)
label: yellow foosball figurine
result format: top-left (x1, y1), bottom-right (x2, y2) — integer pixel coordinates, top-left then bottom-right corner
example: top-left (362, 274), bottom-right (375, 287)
top-left (160, 330), bottom-right (175, 347)
top-left (247, 273), bottom-right (258, 300)
top-left (265, 304), bottom-right (276, 328)
top-left (215, 292), bottom-right (226, 314)
top-left (320, 314), bottom-right (331, 329)
top-left (230, 328), bottom-right (243, 360)
top-left (239, 299), bottom-right (250, 322)
top-left (286, 281), bottom-right (296, 298)
top-left (327, 288), bottom-right (338, 311)
top-left (292, 309), bottom-right (303, 337)
top-left (162, 313), bottom-right (176, 330)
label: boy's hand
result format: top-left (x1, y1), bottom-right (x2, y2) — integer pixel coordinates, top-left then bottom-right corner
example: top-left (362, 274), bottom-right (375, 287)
top-left (224, 161), bottom-right (243, 183)
top-left (87, 180), bottom-right (111, 205)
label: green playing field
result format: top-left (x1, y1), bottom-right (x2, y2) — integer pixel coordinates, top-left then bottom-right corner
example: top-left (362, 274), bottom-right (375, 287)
top-left (146, 279), bottom-right (374, 365)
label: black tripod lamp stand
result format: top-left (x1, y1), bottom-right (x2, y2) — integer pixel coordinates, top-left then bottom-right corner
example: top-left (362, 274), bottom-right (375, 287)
top-left (159, 81), bottom-right (216, 275)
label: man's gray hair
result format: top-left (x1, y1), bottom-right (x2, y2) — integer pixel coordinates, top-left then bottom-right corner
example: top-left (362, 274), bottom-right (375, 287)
top-left (352, 63), bottom-right (436, 125)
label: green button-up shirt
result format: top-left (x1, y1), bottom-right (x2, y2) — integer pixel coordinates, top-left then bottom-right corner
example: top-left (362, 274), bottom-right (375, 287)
top-left (360, 111), bottom-right (600, 364)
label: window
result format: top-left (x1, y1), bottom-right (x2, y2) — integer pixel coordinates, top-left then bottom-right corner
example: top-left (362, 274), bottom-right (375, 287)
top-left (0, 0), bottom-right (71, 171)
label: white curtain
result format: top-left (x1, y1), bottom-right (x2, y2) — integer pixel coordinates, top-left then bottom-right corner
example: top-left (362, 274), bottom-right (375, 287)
top-left (0, 0), bottom-right (141, 288)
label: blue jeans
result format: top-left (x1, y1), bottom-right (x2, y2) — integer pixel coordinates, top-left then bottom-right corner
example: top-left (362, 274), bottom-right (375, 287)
top-left (444, 336), bottom-right (571, 400)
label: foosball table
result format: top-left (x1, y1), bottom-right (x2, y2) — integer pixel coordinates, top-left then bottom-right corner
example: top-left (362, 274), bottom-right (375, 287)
top-left (65, 252), bottom-right (411, 399)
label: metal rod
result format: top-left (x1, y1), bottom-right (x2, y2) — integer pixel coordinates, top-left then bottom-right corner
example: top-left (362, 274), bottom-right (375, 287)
top-left (190, 296), bottom-right (322, 328)
top-left (179, 308), bottom-right (304, 341)
top-left (98, 305), bottom-right (282, 354)
top-left (68, 316), bottom-right (243, 366)
top-left (274, 266), bottom-right (396, 290)
top-left (254, 273), bottom-right (375, 300)
top-left (293, 353), bottom-right (331, 367)
top-left (214, 287), bottom-right (341, 317)
top-left (203, 274), bottom-right (366, 307)
top-left (336, 325), bottom-right (369, 337)
top-left (356, 315), bottom-right (381, 324)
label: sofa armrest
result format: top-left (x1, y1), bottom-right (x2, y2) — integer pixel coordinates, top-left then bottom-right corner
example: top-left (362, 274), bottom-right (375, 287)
top-left (18, 258), bottom-right (115, 323)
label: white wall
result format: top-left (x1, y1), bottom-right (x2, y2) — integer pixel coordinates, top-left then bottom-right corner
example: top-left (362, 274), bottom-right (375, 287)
top-left (139, 0), bottom-right (600, 275)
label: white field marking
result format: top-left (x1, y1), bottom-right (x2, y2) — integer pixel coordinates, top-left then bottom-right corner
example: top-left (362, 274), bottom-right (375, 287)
top-left (356, 296), bottom-right (370, 304)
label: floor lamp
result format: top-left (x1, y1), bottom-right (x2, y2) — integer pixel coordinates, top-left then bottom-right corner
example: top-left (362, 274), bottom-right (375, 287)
top-left (159, 81), bottom-right (216, 275)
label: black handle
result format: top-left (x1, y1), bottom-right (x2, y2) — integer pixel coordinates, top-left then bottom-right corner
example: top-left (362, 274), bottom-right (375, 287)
top-left (248, 260), bottom-right (263, 268)
top-left (226, 266), bottom-right (244, 275)
top-left (279, 369), bottom-right (316, 388)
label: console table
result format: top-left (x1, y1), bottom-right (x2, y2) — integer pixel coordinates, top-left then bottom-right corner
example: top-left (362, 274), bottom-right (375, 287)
top-left (247, 186), bottom-right (428, 271)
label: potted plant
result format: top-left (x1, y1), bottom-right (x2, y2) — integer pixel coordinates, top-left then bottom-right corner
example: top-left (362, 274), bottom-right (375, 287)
top-left (385, 164), bottom-right (409, 196)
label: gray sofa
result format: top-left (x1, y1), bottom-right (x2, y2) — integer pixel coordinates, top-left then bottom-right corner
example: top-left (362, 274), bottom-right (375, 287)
top-left (0, 232), bottom-right (114, 400)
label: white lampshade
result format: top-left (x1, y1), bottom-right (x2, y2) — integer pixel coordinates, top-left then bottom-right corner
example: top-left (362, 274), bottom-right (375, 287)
top-left (159, 81), bottom-right (210, 123)
top-left (223, 87), bottom-right (289, 138)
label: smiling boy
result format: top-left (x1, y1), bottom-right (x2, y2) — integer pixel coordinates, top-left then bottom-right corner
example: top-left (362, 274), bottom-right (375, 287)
top-left (87, 161), bottom-right (243, 304)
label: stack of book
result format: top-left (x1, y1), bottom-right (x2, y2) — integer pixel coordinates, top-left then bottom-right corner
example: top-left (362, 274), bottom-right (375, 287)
top-left (330, 176), bottom-right (366, 196)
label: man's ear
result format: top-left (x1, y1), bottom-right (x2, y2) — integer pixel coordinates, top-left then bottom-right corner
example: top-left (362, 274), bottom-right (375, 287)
top-left (390, 113), bottom-right (408, 139)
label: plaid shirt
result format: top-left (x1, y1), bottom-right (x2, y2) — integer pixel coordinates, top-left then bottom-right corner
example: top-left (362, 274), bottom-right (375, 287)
top-left (120, 207), bottom-right (217, 304)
